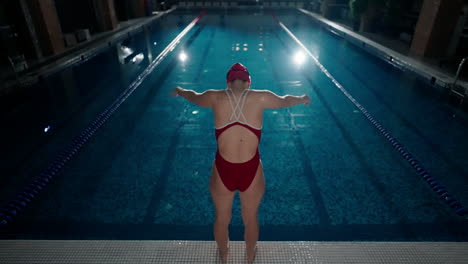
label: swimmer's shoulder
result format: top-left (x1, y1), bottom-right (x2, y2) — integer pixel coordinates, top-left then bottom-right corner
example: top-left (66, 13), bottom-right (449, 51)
top-left (248, 89), bottom-right (269, 94)
top-left (208, 89), bottom-right (229, 104)
top-left (247, 89), bottom-right (273, 100)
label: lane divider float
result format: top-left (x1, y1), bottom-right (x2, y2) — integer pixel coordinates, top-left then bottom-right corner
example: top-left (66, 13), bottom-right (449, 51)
top-left (0, 10), bottom-right (208, 227)
top-left (271, 13), bottom-right (467, 218)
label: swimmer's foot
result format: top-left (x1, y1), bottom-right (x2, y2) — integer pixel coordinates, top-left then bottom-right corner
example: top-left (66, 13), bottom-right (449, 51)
top-left (246, 246), bottom-right (257, 263)
top-left (219, 246), bottom-right (229, 263)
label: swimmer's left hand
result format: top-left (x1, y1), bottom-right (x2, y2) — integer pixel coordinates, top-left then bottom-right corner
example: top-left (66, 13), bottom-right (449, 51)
top-left (172, 86), bottom-right (183, 97)
top-left (302, 95), bottom-right (311, 105)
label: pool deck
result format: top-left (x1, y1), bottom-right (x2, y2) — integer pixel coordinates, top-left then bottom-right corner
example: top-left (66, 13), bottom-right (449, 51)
top-left (0, 8), bottom-right (176, 94)
top-left (0, 240), bottom-right (467, 263)
top-left (297, 8), bottom-right (468, 94)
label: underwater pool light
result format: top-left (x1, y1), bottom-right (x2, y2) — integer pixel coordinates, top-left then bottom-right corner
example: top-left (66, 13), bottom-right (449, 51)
top-left (293, 51), bottom-right (306, 65)
top-left (179, 51), bottom-right (188, 62)
top-left (44, 125), bottom-right (51, 133)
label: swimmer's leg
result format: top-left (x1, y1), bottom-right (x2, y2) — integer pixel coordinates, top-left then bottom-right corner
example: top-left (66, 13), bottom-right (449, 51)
top-left (240, 163), bottom-right (265, 263)
top-left (210, 164), bottom-right (235, 262)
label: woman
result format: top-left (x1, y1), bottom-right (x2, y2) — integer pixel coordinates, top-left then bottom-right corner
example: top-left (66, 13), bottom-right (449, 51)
top-left (173, 63), bottom-right (310, 262)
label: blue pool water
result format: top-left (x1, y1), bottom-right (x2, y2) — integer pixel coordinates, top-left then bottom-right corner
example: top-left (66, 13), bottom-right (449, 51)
top-left (1, 8), bottom-right (468, 241)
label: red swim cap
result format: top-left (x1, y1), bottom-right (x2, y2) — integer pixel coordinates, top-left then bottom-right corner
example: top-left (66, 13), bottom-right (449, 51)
top-left (226, 63), bottom-right (251, 83)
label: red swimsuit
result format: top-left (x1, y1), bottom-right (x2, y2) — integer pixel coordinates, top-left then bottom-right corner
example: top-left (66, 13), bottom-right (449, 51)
top-left (215, 122), bottom-right (261, 192)
top-left (214, 89), bottom-right (262, 192)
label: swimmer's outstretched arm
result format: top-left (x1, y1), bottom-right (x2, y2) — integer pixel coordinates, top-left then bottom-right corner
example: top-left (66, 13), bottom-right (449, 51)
top-left (172, 86), bottom-right (216, 108)
top-left (258, 90), bottom-right (310, 109)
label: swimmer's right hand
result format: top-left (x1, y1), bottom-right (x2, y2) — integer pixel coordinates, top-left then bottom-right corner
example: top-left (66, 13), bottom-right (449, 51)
top-left (302, 95), bottom-right (311, 105)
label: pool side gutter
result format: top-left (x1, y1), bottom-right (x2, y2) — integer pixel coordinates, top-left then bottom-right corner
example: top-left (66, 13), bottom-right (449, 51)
top-left (297, 8), bottom-right (468, 94)
top-left (2, 7), bottom-right (177, 92)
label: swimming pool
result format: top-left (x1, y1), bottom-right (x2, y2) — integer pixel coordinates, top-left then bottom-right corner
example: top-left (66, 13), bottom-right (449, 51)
top-left (1, 8), bottom-right (468, 241)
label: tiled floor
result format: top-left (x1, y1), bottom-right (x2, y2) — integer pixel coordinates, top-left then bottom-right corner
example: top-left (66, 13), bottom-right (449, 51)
top-left (1, 240), bottom-right (467, 263)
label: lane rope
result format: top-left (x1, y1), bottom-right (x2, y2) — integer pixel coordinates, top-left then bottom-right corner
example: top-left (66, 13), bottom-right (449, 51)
top-left (271, 13), bottom-right (468, 218)
top-left (0, 10), bottom-right (208, 227)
